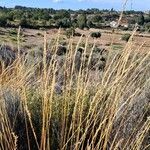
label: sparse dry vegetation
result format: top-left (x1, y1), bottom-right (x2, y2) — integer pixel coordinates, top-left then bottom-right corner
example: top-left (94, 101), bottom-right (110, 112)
top-left (0, 1), bottom-right (150, 149)
top-left (0, 28), bottom-right (150, 150)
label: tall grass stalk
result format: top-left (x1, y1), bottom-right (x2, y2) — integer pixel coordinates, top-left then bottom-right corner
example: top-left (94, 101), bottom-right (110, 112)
top-left (0, 27), bottom-right (150, 150)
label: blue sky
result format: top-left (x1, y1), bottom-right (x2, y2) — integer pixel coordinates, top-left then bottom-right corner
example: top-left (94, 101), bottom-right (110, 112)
top-left (0, 0), bottom-right (149, 10)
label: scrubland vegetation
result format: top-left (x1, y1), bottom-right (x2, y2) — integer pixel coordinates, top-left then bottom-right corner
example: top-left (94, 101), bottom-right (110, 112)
top-left (0, 27), bottom-right (150, 150)
top-left (0, 4), bottom-right (150, 150)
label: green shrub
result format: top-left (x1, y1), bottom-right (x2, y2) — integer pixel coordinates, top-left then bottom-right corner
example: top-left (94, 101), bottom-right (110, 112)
top-left (139, 27), bottom-right (146, 32)
top-left (39, 27), bottom-right (46, 31)
top-left (145, 22), bottom-right (150, 32)
top-left (77, 14), bottom-right (87, 29)
top-left (93, 46), bottom-right (103, 53)
top-left (0, 15), bottom-right (7, 26)
top-left (11, 37), bottom-right (17, 41)
top-left (36, 32), bottom-right (43, 36)
top-left (74, 32), bottom-right (82, 37)
top-left (9, 29), bottom-right (17, 35)
top-left (90, 32), bottom-right (101, 38)
top-left (121, 33), bottom-right (131, 42)
top-left (65, 27), bottom-right (75, 38)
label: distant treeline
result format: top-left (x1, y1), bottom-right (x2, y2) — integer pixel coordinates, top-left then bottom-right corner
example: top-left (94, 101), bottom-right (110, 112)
top-left (0, 6), bottom-right (149, 32)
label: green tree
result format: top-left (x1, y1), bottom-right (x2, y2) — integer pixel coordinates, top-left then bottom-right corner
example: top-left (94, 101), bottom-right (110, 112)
top-left (7, 11), bottom-right (14, 21)
top-left (145, 22), bottom-right (150, 32)
top-left (87, 20), bottom-right (94, 28)
top-left (0, 14), bottom-right (7, 26)
top-left (12, 9), bottom-right (24, 20)
top-left (137, 14), bottom-right (145, 25)
top-left (77, 14), bottom-right (87, 29)
top-left (56, 18), bottom-right (71, 28)
top-left (145, 16), bottom-right (150, 23)
top-left (71, 18), bottom-right (78, 28)
top-left (53, 10), bottom-right (70, 20)
top-left (91, 15), bottom-right (103, 23)
top-left (19, 17), bottom-right (29, 27)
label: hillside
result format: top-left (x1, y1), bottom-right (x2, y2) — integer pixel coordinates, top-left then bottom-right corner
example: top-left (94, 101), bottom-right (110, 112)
top-left (0, 6), bottom-right (149, 32)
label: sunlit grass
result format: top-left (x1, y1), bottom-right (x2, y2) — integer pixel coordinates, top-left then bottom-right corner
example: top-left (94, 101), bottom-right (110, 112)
top-left (0, 27), bottom-right (149, 150)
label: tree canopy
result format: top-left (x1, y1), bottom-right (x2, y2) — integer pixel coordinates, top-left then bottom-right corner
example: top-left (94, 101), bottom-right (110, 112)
top-left (0, 6), bottom-right (148, 32)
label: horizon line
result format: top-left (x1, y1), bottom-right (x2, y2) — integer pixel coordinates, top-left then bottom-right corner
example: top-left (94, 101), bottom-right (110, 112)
top-left (0, 5), bottom-right (149, 12)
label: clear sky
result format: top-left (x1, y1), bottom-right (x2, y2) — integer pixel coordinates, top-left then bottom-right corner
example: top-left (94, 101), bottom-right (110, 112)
top-left (0, 0), bottom-right (149, 10)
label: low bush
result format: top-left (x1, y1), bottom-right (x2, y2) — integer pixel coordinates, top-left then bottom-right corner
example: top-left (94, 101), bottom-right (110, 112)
top-left (90, 32), bottom-right (101, 38)
top-left (74, 32), bottom-right (82, 37)
top-left (56, 45), bottom-right (67, 56)
top-left (121, 33), bottom-right (131, 42)
top-left (65, 27), bottom-right (75, 38)
top-left (9, 29), bottom-right (17, 35)
top-left (36, 32), bottom-right (43, 36)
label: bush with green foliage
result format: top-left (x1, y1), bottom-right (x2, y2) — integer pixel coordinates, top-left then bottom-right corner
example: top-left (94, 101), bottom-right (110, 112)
top-left (0, 15), bottom-right (7, 26)
top-left (56, 18), bottom-right (71, 28)
top-left (53, 10), bottom-right (70, 20)
top-left (121, 33), bottom-right (131, 42)
top-left (91, 15), bottom-right (103, 23)
top-left (137, 14), bottom-right (145, 25)
top-left (90, 32), bottom-right (101, 38)
top-left (144, 22), bottom-right (150, 32)
top-left (77, 14), bottom-right (87, 29)
top-left (87, 20), bottom-right (95, 28)
top-left (65, 27), bottom-right (75, 38)
top-left (36, 32), bottom-right (43, 36)
top-left (19, 17), bottom-right (29, 27)
top-left (9, 29), bottom-right (17, 35)
top-left (74, 32), bottom-right (82, 37)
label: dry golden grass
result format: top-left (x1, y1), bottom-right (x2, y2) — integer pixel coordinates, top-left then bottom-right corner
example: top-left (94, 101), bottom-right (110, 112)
top-left (0, 27), bottom-right (150, 150)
